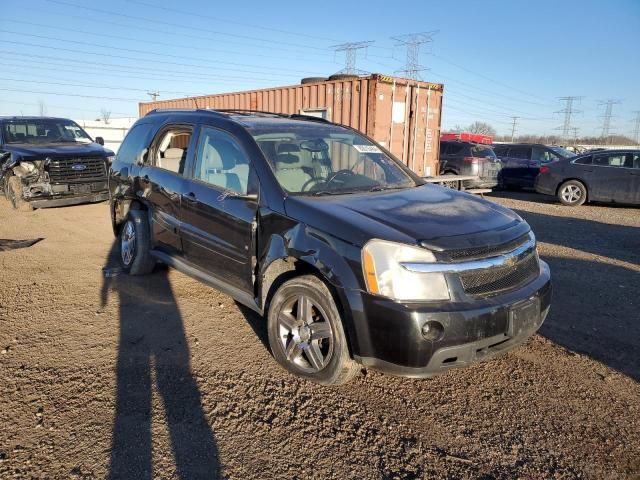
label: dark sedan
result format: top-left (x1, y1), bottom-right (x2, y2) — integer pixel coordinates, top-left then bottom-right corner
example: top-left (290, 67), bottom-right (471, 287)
top-left (535, 149), bottom-right (640, 206)
top-left (493, 143), bottom-right (575, 189)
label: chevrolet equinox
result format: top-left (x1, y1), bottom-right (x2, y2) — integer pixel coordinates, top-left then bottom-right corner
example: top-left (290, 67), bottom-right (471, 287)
top-left (108, 109), bottom-right (552, 385)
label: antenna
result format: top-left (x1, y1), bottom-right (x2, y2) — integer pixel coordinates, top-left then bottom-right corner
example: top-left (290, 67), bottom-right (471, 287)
top-left (554, 96), bottom-right (583, 140)
top-left (391, 31), bottom-right (438, 80)
top-left (598, 99), bottom-right (621, 140)
top-left (330, 41), bottom-right (374, 75)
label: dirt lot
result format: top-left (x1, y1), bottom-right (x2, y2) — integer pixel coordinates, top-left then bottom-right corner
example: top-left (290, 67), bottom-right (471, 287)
top-left (0, 191), bottom-right (638, 479)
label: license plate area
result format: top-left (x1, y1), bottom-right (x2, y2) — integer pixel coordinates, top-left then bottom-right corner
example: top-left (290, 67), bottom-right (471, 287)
top-left (507, 297), bottom-right (540, 337)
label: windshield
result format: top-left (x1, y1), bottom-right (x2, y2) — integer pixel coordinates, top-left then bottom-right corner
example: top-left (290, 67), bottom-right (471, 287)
top-left (549, 146), bottom-right (576, 158)
top-left (248, 122), bottom-right (418, 195)
top-left (1, 119), bottom-right (93, 145)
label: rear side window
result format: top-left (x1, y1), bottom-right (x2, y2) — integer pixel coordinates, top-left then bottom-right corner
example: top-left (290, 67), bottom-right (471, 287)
top-left (633, 154), bottom-right (640, 169)
top-left (508, 147), bottom-right (531, 160)
top-left (439, 142), bottom-right (449, 154)
top-left (117, 124), bottom-right (154, 164)
top-left (593, 153), bottom-right (626, 167)
top-left (492, 145), bottom-right (508, 156)
top-left (446, 143), bottom-right (465, 155)
top-left (574, 155), bottom-right (592, 165)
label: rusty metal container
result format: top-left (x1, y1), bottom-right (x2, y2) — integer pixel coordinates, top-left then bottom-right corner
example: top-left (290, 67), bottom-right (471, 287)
top-left (139, 74), bottom-right (443, 176)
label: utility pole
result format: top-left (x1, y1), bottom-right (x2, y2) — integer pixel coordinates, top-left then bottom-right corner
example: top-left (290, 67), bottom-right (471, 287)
top-left (631, 111), bottom-right (640, 145)
top-left (146, 91), bottom-right (160, 101)
top-left (509, 116), bottom-right (520, 142)
top-left (330, 41), bottom-right (373, 75)
top-left (555, 96), bottom-right (583, 140)
top-left (391, 32), bottom-right (438, 80)
top-left (599, 99), bottom-right (621, 142)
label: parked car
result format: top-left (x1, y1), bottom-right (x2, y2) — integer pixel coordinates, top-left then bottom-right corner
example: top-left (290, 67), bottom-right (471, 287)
top-left (535, 149), bottom-right (640, 206)
top-left (0, 117), bottom-right (114, 209)
top-left (492, 143), bottom-right (575, 189)
top-left (109, 109), bottom-right (551, 385)
top-left (438, 140), bottom-right (501, 188)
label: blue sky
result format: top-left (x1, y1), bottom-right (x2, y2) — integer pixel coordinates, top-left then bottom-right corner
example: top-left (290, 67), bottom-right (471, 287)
top-left (1, 0), bottom-right (639, 137)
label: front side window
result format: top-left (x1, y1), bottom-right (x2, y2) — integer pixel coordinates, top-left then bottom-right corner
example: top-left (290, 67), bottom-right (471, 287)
top-left (248, 123), bottom-right (417, 194)
top-left (193, 127), bottom-right (251, 194)
top-left (471, 144), bottom-right (497, 159)
top-left (153, 128), bottom-right (192, 174)
top-left (573, 155), bottom-right (592, 165)
top-left (532, 147), bottom-right (559, 163)
top-left (2, 119), bottom-right (93, 145)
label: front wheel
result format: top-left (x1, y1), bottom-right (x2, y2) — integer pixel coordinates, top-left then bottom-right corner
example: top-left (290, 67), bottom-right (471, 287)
top-left (118, 210), bottom-right (156, 275)
top-left (267, 275), bottom-right (359, 385)
top-left (558, 180), bottom-right (587, 206)
top-left (7, 176), bottom-right (32, 211)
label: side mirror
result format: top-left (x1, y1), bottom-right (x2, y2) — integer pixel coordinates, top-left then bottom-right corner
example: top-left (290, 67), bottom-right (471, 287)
top-left (95, 137), bottom-right (105, 146)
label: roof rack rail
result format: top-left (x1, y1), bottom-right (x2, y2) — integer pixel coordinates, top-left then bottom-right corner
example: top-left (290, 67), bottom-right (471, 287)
top-left (145, 108), bottom-right (227, 117)
top-left (144, 108), bottom-right (333, 124)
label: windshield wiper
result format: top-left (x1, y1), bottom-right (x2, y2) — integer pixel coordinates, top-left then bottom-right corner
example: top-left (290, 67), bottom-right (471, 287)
top-left (368, 184), bottom-right (408, 192)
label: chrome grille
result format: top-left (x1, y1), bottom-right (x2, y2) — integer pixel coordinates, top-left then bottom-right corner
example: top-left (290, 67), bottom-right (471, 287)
top-left (446, 234), bottom-right (530, 261)
top-left (48, 157), bottom-right (107, 183)
top-left (460, 251), bottom-right (539, 296)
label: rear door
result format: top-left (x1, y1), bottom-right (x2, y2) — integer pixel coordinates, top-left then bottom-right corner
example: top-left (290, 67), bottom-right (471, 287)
top-left (142, 123), bottom-right (195, 256)
top-left (502, 146), bottom-right (532, 187)
top-left (180, 125), bottom-right (258, 293)
top-left (587, 152), bottom-right (636, 203)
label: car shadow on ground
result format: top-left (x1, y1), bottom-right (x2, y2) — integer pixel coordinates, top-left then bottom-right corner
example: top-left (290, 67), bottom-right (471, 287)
top-left (101, 242), bottom-right (221, 479)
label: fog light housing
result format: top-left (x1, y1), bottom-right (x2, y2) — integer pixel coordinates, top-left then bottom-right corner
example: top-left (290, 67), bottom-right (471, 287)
top-left (421, 320), bottom-right (444, 341)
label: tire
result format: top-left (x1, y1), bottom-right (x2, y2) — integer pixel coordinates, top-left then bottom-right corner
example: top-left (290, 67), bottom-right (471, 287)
top-left (328, 74), bottom-right (359, 81)
top-left (7, 176), bottom-right (32, 211)
top-left (301, 77), bottom-right (328, 85)
top-left (118, 210), bottom-right (156, 275)
top-left (267, 275), bottom-right (359, 385)
top-left (557, 180), bottom-right (587, 206)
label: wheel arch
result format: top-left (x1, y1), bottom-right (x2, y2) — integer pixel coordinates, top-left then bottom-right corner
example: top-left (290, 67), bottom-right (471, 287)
top-left (111, 197), bottom-right (149, 236)
top-left (556, 177), bottom-right (589, 202)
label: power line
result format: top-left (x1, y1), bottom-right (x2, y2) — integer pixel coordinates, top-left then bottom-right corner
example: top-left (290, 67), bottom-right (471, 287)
top-left (598, 99), bottom-right (621, 139)
top-left (331, 41), bottom-right (374, 75)
top-left (391, 31), bottom-right (437, 80)
top-left (555, 96), bottom-right (583, 139)
top-left (0, 87), bottom-right (140, 102)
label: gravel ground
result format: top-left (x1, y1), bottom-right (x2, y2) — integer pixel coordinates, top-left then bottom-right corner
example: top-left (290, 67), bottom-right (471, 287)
top-left (0, 191), bottom-right (638, 479)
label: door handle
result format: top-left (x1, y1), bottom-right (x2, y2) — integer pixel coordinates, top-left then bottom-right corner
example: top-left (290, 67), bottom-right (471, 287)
top-left (183, 192), bottom-right (197, 203)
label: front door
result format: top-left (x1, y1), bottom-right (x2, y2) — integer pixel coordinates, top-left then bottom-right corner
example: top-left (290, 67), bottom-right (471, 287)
top-left (180, 125), bottom-right (258, 293)
top-left (503, 146), bottom-right (532, 187)
top-left (588, 152), bottom-right (635, 203)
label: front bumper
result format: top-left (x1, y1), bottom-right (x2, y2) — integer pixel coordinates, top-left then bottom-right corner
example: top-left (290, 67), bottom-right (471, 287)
top-left (346, 260), bottom-right (552, 377)
top-left (28, 191), bottom-right (109, 208)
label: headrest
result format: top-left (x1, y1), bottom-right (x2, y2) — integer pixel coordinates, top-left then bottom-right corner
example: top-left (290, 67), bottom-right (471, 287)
top-left (164, 148), bottom-right (184, 160)
top-left (277, 143), bottom-right (300, 154)
top-left (203, 139), bottom-right (238, 170)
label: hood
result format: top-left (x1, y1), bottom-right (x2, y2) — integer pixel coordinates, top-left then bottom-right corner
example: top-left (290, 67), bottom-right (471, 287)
top-left (1, 142), bottom-right (114, 160)
top-left (284, 184), bottom-right (529, 250)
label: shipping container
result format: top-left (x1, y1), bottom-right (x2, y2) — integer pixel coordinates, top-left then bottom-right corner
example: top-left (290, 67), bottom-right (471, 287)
top-left (139, 74), bottom-right (444, 176)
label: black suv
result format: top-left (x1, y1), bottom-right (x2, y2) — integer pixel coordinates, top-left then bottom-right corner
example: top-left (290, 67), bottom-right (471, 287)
top-left (439, 140), bottom-right (501, 188)
top-left (109, 109), bottom-right (551, 385)
top-left (0, 117), bottom-right (114, 209)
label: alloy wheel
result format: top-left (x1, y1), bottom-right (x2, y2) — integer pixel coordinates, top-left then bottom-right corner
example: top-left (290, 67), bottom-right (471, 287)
top-left (276, 294), bottom-right (334, 373)
top-left (120, 220), bottom-right (136, 266)
top-left (561, 184), bottom-right (582, 203)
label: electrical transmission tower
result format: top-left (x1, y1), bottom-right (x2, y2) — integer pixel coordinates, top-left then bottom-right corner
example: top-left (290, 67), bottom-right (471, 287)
top-left (555, 96), bottom-right (583, 139)
top-left (599, 99), bottom-right (621, 140)
top-left (509, 116), bottom-right (520, 142)
top-left (330, 41), bottom-right (373, 75)
top-left (147, 91), bottom-right (160, 101)
top-left (631, 111), bottom-right (640, 144)
top-left (391, 31), bottom-right (438, 80)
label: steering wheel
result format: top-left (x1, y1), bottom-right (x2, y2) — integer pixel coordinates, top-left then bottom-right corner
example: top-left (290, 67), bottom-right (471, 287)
top-left (324, 169), bottom-right (356, 189)
top-left (300, 177), bottom-right (323, 192)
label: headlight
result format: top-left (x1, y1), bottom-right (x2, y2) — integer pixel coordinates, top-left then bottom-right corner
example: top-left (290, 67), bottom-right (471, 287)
top-left (362, 239), bottom-right (450, 301)
top-left (106, 156), bottom-right (115, 164)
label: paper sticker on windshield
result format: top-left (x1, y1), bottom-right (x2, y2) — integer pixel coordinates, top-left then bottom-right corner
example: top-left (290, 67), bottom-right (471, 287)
top-left (353, 144), bottom-right (382, 154)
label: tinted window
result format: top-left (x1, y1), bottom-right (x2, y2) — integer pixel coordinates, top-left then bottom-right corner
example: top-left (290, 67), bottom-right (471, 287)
top-left (633, 154), bottom-right (640, 169)
top-left (532, 146), bottom-right (559, 163)
top-left (446, 143), bottom-right (465, 155)
top-left (573, 155), bottom-right (592, 165)
top-left (193, 127), bottom-right (251, 194)
top-left (593, 153), bottom-right (626, 167)
top-left (508, 147), bottom-right (531, 159)
top-left (439, 142), bottom-right (449, 155)
top-left (492, 145), bottom-right (508, 156)
top-left (471, 145), bottom-right (496, 158)
top-left (116, 123), bottom-right (154, 164)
